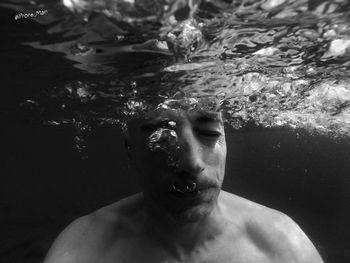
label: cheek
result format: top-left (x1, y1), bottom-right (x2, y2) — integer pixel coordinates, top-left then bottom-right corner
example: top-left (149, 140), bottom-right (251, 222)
top-left (204, 144), bottom-right (226, 180)
top-left (132, 145), bottom-right (170, 182)
top-left (205, 140), bottom-right (226, 166)
top-left (218, 137), bottom-right (227, 169)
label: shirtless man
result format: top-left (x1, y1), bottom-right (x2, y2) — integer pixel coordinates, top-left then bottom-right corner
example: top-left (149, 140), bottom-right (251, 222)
top-left (44, 107), bottom-right (323, 263)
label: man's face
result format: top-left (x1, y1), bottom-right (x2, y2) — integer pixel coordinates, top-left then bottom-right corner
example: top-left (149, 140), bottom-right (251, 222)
top-left (127, 109), bottom-right (226, 223)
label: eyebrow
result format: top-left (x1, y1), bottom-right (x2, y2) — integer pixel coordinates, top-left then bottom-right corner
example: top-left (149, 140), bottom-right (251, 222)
top-left (139, 119), bottom-right (171, 131)
top-left (194, 111), bottom-right (223, 124)
top-left (139, 111), bottom-right (223, 131)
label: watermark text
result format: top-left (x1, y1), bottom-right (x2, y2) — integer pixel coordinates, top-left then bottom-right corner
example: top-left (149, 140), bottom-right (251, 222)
top-left (15, 10), bottom-right (48, 20)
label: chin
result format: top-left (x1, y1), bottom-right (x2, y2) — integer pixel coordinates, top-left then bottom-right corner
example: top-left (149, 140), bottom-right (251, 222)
top-left (164, 198), bottom-right (216, 224)
top-left (146, 185), bottom-right (220, 223)
top-left (172, 206), bottom-right (213, 223)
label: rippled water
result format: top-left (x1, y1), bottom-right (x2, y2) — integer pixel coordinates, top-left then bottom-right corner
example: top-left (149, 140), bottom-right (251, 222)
top-left (2, 0), bottom-right (350, 141)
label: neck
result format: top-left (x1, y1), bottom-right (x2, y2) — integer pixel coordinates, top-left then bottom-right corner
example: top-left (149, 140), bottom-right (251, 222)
top-left (143, 194), bottom-right (225, 259)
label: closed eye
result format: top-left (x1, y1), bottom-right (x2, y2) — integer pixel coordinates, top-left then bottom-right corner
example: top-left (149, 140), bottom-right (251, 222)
top-left (195, 129), bottom-right (222, 140)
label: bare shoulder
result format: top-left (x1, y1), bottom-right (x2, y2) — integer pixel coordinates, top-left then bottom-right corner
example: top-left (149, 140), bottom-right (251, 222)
top-left (43, 193), bottom-right (145, 263)
top-left (220, 191), bottom-right (323, 263)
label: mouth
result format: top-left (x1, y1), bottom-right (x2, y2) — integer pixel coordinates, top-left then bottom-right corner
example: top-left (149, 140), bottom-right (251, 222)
top-left (172, 182), bottom-right (201, 193)
top-left (168, 181), bottom-right (209, 199)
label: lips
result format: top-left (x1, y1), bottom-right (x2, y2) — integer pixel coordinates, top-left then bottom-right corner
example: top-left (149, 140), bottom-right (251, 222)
top-left (171, 183), bottom-right (202, 195)
top-left (171, 181), bottom-right (198, 192)
top-left (168, 182), bottom-right (214, 200)
top-left (169, 188), bottom-right (203, 199)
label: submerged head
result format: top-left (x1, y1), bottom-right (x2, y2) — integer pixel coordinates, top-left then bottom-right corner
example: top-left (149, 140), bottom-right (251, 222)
top-left (126, 107), bottom-right (226, 223)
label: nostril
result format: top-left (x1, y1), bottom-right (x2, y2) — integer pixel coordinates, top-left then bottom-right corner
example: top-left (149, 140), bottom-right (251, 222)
top-left (172, 180), bottom-right (186, 193)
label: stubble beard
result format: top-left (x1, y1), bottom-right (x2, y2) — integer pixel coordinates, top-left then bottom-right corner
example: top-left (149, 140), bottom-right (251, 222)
top-left (145, 187), bottom-right (220, 225)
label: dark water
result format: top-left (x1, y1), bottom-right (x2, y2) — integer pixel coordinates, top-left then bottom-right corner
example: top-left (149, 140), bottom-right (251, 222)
top-left (1, 0), bottom-right (350, 262)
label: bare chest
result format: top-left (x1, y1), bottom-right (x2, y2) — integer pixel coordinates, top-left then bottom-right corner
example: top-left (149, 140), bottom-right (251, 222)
top-left (98, 235), bottom-right (279, 263)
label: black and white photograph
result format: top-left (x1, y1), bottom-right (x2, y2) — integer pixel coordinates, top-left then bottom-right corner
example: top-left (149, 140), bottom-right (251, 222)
top-left (1, 0), bottom-right (350, 262)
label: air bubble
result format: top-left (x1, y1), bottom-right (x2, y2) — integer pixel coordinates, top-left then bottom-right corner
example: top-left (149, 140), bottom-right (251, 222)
top-left (148, 128), bottom-right (178, 152)
top-left (115, 35), bottom-right (125, 42)
top-left (219, 52), bottom-right (227, 61)
top-left (147, 128), bottom-right (180, 167)
top-left (70, 43), bottom-right (95, 56)
top-left (168, 121), bottom-right (176, 127)
top-left (216, 92), bottom-right (226, 100)
top-left (249, 95), bottom-right (258, 102)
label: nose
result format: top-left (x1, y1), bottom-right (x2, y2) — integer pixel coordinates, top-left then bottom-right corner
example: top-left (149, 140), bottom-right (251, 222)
top-left (174, 126), bottom-right (205, 176)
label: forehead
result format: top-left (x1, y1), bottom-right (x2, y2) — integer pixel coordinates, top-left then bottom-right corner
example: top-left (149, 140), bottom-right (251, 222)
top-left (126, 109), bottom-right (224, 137)
top-left (143, 109), bottom-right (223, 125)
